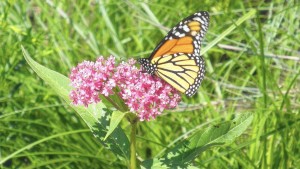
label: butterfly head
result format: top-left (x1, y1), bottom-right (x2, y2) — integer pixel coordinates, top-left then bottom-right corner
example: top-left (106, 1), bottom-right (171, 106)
top-left (137, 58), bottom-right (155, 75)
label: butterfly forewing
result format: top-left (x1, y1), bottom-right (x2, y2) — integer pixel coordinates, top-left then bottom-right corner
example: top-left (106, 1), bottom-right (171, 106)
top-left (149, 11), bottom-right (209, 60)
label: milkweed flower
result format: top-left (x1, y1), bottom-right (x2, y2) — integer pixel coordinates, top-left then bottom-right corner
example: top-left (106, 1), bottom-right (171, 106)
top-left (69, 56), bottom-right (181, 121)
top-left (69, 56), bottom-right (116, 106)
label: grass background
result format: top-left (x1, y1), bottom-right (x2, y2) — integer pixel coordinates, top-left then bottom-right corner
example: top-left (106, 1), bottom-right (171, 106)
top-left (1, 0), bottom-right (299, 168)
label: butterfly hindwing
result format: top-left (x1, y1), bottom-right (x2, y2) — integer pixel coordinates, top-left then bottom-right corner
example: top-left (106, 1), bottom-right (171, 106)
top-left (152, 54), bottom-right (205, 96)
top-left (138, 11), bottom-right (209, 96)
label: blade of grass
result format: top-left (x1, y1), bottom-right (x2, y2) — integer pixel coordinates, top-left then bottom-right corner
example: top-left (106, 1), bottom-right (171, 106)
top-left (202, 9), bottom-right (256, 55)
top-left (98, 0), bottom-right (125, 57)
top-left (0, 129), bottom-right (89, 165)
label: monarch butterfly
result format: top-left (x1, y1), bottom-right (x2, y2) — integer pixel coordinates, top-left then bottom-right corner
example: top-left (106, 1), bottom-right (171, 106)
top-left (138, 11), bottom-right (210, 96)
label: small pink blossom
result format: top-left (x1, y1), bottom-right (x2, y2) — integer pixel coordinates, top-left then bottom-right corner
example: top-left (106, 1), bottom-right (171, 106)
top-left (69, 56), bottom-right (181, 121)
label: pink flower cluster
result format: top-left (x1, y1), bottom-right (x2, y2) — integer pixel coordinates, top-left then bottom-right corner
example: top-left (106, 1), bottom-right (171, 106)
top-left (69, 56), bottom-right (181, 121)
top-left (69, 56), bottom-right (116, 106)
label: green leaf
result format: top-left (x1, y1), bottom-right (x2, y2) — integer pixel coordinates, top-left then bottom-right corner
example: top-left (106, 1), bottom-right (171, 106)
top-left (104, 110), bottom-right (127, 140)
top-left (141, 113), bottom-right (253, 168)
top-left (22, 46), bottom-right (130, 161)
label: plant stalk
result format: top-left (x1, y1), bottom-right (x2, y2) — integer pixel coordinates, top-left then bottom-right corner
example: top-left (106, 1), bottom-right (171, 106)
top-left (130, 119), bottom-right (137, 169)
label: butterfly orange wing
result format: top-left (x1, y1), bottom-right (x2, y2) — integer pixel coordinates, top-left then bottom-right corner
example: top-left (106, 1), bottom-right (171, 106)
top-left (149, 12), bottom-right (209, 60)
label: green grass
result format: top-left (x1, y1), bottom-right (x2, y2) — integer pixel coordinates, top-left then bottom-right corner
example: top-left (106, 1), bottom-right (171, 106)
top-left (1, 0), bottom-right (299, 168)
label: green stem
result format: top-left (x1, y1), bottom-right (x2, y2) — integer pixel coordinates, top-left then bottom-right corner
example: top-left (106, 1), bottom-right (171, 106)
top-left (104, 96), bottom-right (121, 110)
top-left (130, 119), bottom-right (137, 169)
